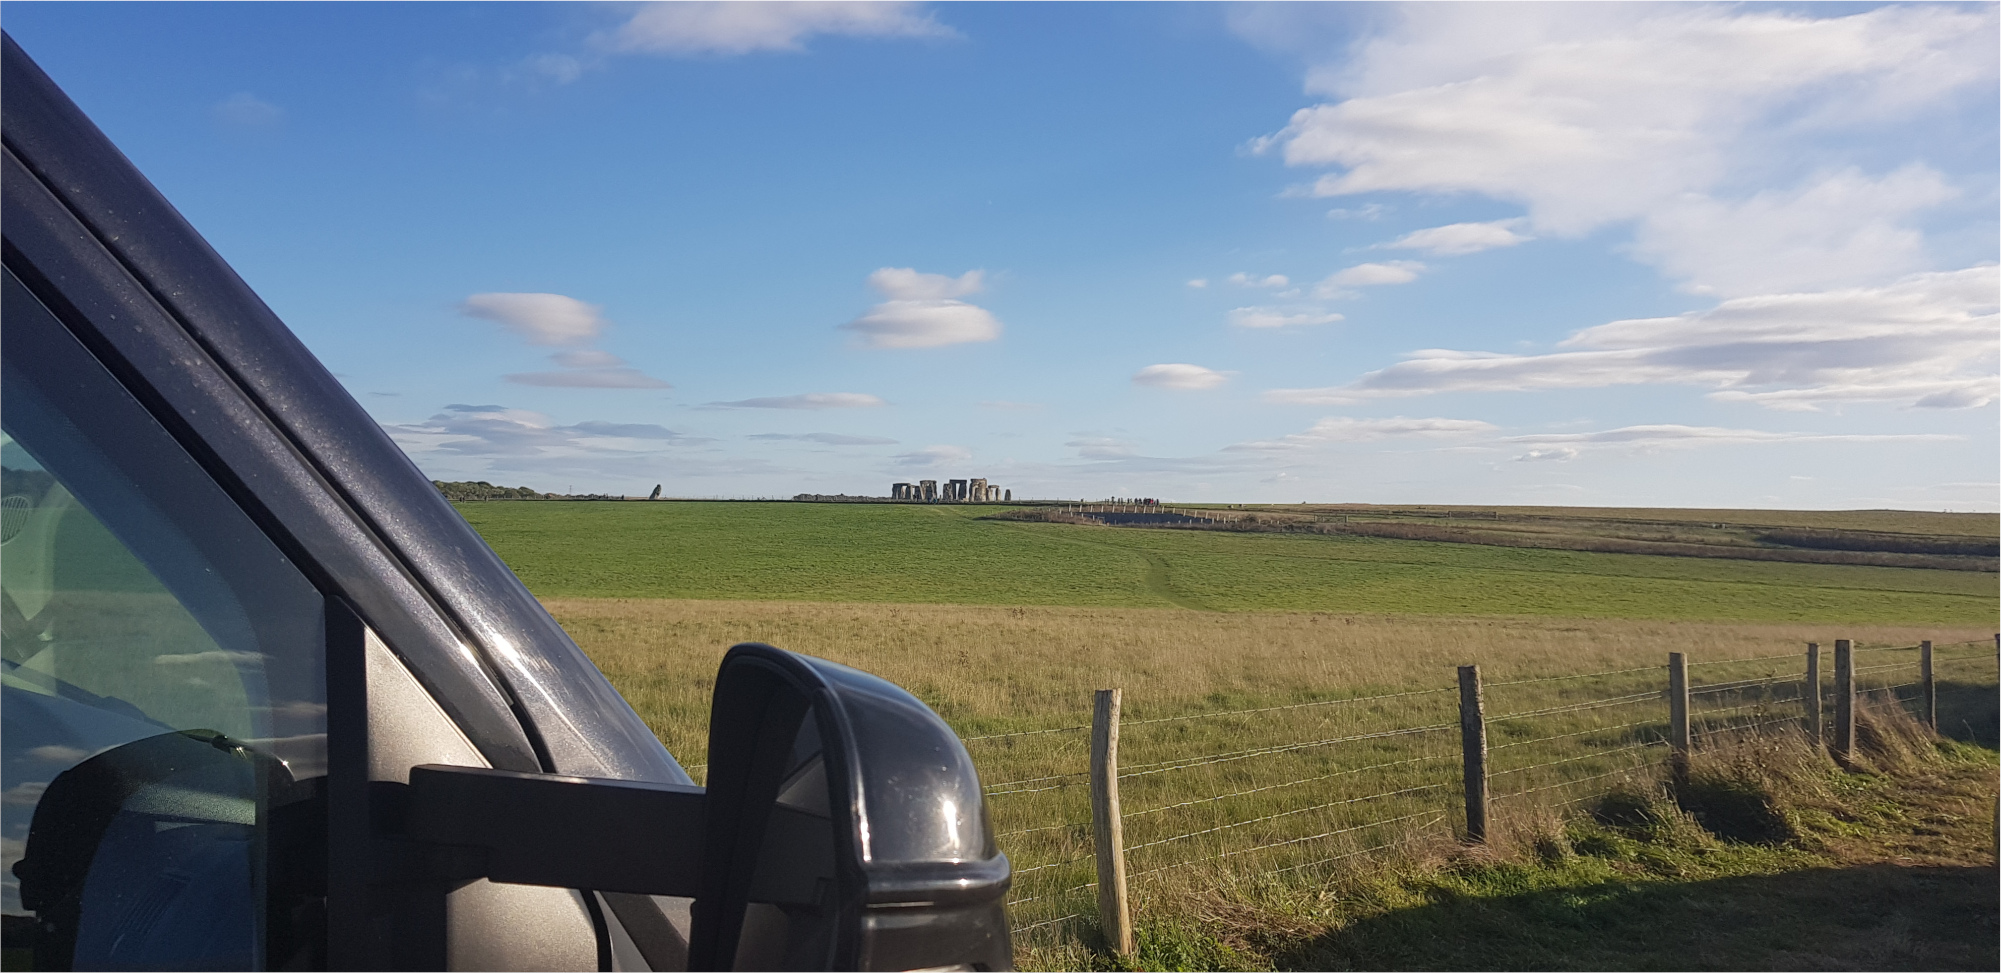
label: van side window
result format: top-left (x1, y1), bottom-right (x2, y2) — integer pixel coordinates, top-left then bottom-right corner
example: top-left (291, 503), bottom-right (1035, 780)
top-left (1, 269), bottom-right (328, 970)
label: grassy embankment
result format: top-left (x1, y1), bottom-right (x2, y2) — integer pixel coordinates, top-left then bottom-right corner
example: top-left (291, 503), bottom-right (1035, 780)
top-left (457, 501), bottom-right (1999, 970)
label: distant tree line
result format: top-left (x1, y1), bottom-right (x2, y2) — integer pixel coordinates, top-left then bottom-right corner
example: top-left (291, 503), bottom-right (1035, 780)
top-left (433, 480), bottom-right (547, 501)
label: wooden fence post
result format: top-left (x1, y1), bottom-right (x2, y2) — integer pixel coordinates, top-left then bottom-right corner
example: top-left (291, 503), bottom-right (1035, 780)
top-left (1457, 666), bottom-right (1488, 843)
top-left (1804, 643), bottom-right (1822, 748)
top-left (1833, 639), bottom-right (1854, 761)
top-left (1089, 689), bottom-right (1132, 956)
top-left (1920, 640), bottom-right (1936, 732)
top-left (1668, 652), bottom-right (1690, 783)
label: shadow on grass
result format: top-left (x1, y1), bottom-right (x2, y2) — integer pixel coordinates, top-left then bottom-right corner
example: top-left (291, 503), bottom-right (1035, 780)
top-left (1279, 861), bottom-right (1999, 972)
top-left (1937, 679), bottom-right (1997, 748)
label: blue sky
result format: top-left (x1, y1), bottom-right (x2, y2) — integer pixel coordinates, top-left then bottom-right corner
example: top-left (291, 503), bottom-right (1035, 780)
top-left (7, 2), bottom-right (1996, 508)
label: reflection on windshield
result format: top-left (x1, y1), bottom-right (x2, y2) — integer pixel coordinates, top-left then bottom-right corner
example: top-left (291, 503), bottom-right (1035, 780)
top-left (1, 290), bottom-right (329, 971)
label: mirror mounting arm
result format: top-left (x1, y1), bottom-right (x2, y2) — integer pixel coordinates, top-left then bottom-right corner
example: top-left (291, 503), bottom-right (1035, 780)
top-left (405, 764), bottom-right (706, 896)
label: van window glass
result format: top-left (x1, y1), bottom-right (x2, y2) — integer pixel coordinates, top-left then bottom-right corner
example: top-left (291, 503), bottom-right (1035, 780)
top-left (1, 269), bottom-right (327, 970)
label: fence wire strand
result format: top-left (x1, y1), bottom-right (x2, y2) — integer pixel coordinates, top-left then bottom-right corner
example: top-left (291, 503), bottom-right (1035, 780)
top-left (1124, 782), bottom-right (1449, 856)
top-left (1489, 717), bottom-right (1661, 751)
top-left (1118, 723), bottom-right (1457, 780)
top-left (1130, 806), bottom-right (1450, 879)
top-left (1126, 752), bottom-right (1456, 819)
top-left (1489, 690), bottom-right (1661, 723)
top-left (1120, 687), bottom-right (1455, 728)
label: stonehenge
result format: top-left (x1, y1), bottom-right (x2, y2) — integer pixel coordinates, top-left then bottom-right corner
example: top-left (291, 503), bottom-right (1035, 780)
top-left (888, 476), bottom-right (1009, 502)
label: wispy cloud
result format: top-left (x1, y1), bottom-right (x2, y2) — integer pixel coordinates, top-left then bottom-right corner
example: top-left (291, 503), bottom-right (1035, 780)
top-left (1502, 424), bottom-right (1958, 461)
top-left (749, 432), bottom-right (898, 445)
top-left (213, 92), bottom-right (282, 126)
top-left (1267, 267), bottom-right (2000, 411)
top-left (387, 404), bottom-right (695, 460)
top-left (1228, 272), bottom-right (1292, 289)
top-left (1385, 220), bottom-right (1530, 256)
top-left (1228, 307), bottom-right (1344, 329)
top-left (463, 292), bottom-right (671, 388)
top-left (1229, 416), bottom-right (1496, 451)
top-left (607, 1), bottom-right (955, 57)
top-left (461, 293), bottom-right (604, 345)
top-left (1314, 261), bottom-right (1424, 297)
top-left (841, 267), bottom-right (1003, 348)
top-left (893, 444), bottom-right (972, 466)
top-left (711, 392), bottom-right (888, 410)
top-left (1133, 363), bottom-right (1228, 390)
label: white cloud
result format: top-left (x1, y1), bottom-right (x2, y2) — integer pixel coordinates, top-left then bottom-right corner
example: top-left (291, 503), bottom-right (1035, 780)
top-left (841, 267), bottom-right (1002, 348)
top-left (1133, 363), bottom-right (1229, 391)
top-left (1386, 220), bottom-right (1530, 256)
top-left (1228, 272), bottom-right (1292, 289)
top-left (1503, 424), bottom-right (1957, 460)
top-left (1254, 3), bottom-right (1997, 295)
top-left (1314, 261), bottom-right (1423, 297)
top-left (388, 405), bottom-right (694, 464)
top-left (461, 293), bottom-right (605, 346)
top-left (1230, 415), bottom-right (1497, 451)
top-left (893, 444), bottom-right (972, 466)
top-left (462, 292), bottom-right (672, 388)
top-left (1067, 437), bottom-right (1137, 460)
top-left (867, 267), bottom-right (985, 300)
top-left (1628, 165), bottom-right (1957, 296)
top-left (506, 365), bottom-right (671, 389)
top-left (609, 1), bottom-right (954, 56)
top-left (1268, 266), bottom-right (2000, 411)
top-left (1186, 278), bottom-right (1210, 288)
top-left (213, 92), bottom-right (282, 126)
top-left (1228, 306), bottom-right (1344, 329)
top-left (1515, 447), bottom-right (1578, 463)
top-left (749, 432), bottom-right (899, 446)
top-left (712, 393), bottom-right (887, 410)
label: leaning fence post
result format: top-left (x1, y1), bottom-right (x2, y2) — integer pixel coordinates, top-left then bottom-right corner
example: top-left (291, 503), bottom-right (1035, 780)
top-left (1920, 640), bottom-right (1936, 732)
top-left (1457, 666), bottom-right (1488, 843)
top-left (1833, 639), bottom-right (1855, 761)
top-left (1804, 643), bottom-right (1822, 747)
top-left (1668, 652), bottom-right (1690, 783)
top-left (1089, 689), bottom-right (1132, 956)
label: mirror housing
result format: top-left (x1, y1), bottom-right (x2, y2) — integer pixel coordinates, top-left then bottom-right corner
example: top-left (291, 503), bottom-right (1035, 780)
top-left (692, 643), bottom-right (1012, 971)
top-left (403, 643), bottom-right (1012, 970)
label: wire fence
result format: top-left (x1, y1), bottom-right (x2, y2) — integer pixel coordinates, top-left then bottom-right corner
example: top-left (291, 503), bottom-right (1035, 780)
top-left (985, 634), bottom-right (2000, 955)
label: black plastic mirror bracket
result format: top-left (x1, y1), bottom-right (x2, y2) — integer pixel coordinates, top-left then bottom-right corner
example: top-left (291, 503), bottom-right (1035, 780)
top-left (404, 764), bottom-right (705, 896)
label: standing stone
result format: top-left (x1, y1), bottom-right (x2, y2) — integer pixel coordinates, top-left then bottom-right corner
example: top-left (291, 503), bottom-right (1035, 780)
top-left (920, 479), bottom-right (938, 501)
top-left (969, 478), bottom-right (988, 503)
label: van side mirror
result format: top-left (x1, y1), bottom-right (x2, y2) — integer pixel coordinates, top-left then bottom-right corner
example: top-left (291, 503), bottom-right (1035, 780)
top-left (403, 643), bottom-right (1011, 970)
top-left (691, 643), bottom-right (1012, 971)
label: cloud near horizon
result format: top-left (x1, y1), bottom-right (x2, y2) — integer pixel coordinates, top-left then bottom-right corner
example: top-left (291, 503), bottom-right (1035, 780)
top-left (711, 392), bottom-right (888, 410)
top-left (893, 444), bottom-right (973, 466)
top-left (749, 432), bottom-right (899, 446)
top-left (841, 268), bottom-right (1003, 348)
top-left (1229, 415), bottom-right (1497, 451)
top-left (1503, 424), bottom-right (1958, 462)
top-left (1266, 267), bottom-right (2000, 412)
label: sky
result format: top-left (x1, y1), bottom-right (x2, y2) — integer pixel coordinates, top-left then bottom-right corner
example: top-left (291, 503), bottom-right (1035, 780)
top-left (6, 1), bottom-right (1997, 509)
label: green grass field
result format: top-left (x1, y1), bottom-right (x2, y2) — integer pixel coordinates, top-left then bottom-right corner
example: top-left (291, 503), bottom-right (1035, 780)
top-left (458, 501), bottom-right (1997, 623)
top-left (456, 500), bottom-right (1996, 970)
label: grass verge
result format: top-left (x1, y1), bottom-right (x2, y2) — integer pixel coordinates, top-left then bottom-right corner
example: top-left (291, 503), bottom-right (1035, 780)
top-left (1049, 711), bottom-right (1999, 972)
